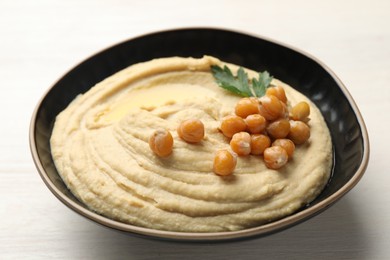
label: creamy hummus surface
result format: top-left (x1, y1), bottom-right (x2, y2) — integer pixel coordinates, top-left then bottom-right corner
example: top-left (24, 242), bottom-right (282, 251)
top-left (50, 56), bottom-right (332, 232)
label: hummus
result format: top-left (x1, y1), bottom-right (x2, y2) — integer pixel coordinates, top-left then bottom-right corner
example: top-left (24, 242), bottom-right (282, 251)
top-left (50, 56), bottom-right (332, 232)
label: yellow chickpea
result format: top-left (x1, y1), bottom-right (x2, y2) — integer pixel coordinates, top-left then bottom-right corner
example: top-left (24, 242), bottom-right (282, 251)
top-left (288, 120), bottom-right (310, 145)
top-left (266, 118), bottom-right (290, 139)
top-left (250, 134), bottom-right (271, 155)
top-left (177, 119), bottom-right (205, 143)
top-left (213, 149), bottom-right (237, 176)
top-left (220, 115), bottom-right (247, 138)
top-left (266, 85), bottom-right (287, 103)
top-left (290, 101), bottom-right (310, 121)
top-left (263, 146), bottom-right (288, 169)
top-left (245, 114), bottom-right (267, 134)
top-left (230, 132), bottom-right (251, 156)
top-left (258, 95), bottom-right (286, 121)
top-left (149, 129), bottom-right (174, 157)
top-left (272, 139), bottom-right (295, 159)
top-left (235, 97), bottom-right (260, 118)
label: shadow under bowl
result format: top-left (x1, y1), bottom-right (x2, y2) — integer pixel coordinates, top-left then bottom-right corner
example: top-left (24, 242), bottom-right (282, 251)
top-left (29, 27), bottom-right (369, 242)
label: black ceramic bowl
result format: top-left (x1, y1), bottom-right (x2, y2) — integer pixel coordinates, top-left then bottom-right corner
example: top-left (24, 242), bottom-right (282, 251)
top-left (30, 28), bottom-right (369, 242)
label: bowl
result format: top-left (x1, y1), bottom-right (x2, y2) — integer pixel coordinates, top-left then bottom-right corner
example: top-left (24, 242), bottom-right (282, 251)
top-left (29, 27), bottom-right (369, 242)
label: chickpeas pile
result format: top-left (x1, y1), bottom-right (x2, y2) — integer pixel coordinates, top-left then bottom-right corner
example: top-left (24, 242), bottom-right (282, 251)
top-left (217, 85), bottom-right (311, 175)
top-left (148, 85), bottom-right (311, 177)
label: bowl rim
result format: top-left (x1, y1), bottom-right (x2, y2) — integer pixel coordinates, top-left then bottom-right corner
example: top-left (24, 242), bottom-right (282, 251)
top-left (29, 26), bottom-right (370, 242)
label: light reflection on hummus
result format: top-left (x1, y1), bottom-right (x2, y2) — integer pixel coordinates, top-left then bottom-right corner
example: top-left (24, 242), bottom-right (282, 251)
top-left (98, 83), bottom-right (215, 124)
top-left (50, 56), bottom-right (332, 232)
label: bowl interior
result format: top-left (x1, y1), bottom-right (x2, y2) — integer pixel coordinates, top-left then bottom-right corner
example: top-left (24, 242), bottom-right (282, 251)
top-left (31, 28), bottom-right (368, 241)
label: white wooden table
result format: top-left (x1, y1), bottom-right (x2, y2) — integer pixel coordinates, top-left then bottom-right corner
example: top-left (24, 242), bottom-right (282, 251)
top-left (1, 0), bottom-right (389, 259)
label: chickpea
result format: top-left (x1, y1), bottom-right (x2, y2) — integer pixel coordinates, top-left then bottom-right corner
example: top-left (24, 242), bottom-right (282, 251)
top-left (266, 85), bottom-right (287, 103)
top-left (290, 101), bottom-right (310, 121)
top-left (288, 120), bottom-right (310, 145)
top-left (250, 134), bottom-right (271, 155)
top-left (230, 132), bottom-right (251, 156)
top-left (177, 119), bottom-right (204, 143)
top-left (263, 146), bottom-right (288, 170)
top-left (272, 139), bottom-right (295, 159)
top-left (235, 97), bottom-right (260, 118)
top-left (213, 149), bottom-right (237, 176)
top-left (245, 114), bottom-right (267, 134)
top-left (258, 95), bottom-right (286, 121)
top-left (220, 115), bottom-right (247, 138)
top-left (266, 118), bottom-right (290, 139)
top-left (149, 129), bottom-right (174, 157)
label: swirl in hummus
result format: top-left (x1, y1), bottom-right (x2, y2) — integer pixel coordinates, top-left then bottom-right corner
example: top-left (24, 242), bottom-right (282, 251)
top-left (50, 56), bottom-right (332, 232)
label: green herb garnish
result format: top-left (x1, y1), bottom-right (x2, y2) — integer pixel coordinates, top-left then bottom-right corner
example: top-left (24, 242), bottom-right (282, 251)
top-left (211, 65), bottom-right (273, 97)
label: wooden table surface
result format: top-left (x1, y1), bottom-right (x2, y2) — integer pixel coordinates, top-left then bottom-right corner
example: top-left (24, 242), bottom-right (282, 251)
top-left (1, 0), bottom-right (389, 259)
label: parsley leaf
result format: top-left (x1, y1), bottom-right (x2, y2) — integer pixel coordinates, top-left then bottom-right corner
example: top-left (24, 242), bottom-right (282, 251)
top-left (211, 65), bottom-right (273, 98)
top-left (252, 71), bottom-right (273, 97)
top-left (210, 65), bottom-right (251, 97)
